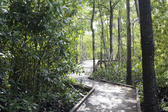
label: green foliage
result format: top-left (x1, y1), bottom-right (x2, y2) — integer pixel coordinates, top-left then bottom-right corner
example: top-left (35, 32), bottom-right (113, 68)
top-left (152, 0), bottom-right (168, 88)
top-left (0, 0), bottom-right (85, 111)
top-left (0, 0), bottom-right (167, 111)
top-left (91, 62), bottom-right (126, 84)
top-left (0, 76), bottom-right (82, 112)
top-left (137, 82), bottom-right (144, 103)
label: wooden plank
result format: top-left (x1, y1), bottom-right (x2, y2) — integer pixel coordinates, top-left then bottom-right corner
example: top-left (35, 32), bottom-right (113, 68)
top-left (88, 77), bottom-right (135, 88)
top-left (69, 87), bottom-right (95, 112)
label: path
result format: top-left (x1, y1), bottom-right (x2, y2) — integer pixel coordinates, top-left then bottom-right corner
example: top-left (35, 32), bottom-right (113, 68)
top-left (71, 60), bottom-right (137, 112)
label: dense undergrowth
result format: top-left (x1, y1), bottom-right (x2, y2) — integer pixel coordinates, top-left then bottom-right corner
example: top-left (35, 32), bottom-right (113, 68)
top-left (0, 76), bottom-right (84, 112)
top-left (0, 0), bottom-right (85, 112)
top-left (91, 62), bottom-right (126, 84)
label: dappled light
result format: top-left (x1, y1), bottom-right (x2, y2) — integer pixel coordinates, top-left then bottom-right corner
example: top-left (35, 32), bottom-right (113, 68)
top-left (0, 0), bottom-right (167, 112)
top-left (71, 60), bottom-right (137, 112)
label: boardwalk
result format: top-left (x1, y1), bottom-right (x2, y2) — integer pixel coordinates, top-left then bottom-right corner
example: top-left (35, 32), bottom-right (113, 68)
top-left (71, 60), bottom-right (137, 112)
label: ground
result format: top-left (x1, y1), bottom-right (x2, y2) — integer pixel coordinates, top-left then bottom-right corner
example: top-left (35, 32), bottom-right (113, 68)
top-left (71, 60), bottom-right (137, 112)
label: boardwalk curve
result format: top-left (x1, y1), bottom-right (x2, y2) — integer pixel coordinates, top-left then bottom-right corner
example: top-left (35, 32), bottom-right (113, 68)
top-left (71, 60), bottom-right (137, 112)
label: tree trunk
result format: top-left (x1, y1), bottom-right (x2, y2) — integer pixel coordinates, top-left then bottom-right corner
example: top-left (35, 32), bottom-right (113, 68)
top-left (132, 22), bottom-right (135, 56)
top-left (106, 18), bottom-right (109, 47)
top-left (80, 35), bottom-right (82, 61)
top-left (100, 34), bottom-right (103, 68)
top-left (76, 41), bottom-right (78, 64)
top-left (126, 0), bottom-right (132, 85)
top-left (99, 6), bottom-right (107, 68)
top-left (91, 0), bottom-right (96, 72)
top-left (139, 0), bottom-right (160, 111)
top-left (109, 0), bottom-right (113, 59)
top-left (99, 6), bottom-right (103, 68)
top-left (134, 0), bottom-right (140, 18)
top-left (132, 20), bottom-right (138, 56)
top-left (82, 36), bottom-right (84, 60)
top-left (118, 9), bottom-right (121, 67)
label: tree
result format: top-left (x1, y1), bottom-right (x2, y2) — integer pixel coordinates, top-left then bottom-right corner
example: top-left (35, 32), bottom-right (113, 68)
top-left (0, 0), bottom-right (83, 111)
top-left (134, 0), bottom-right (140, 18)
top-left (126, 0), bottom-right (132, 85)
top-left (139, 0), bottom-right (160, 111)
top-left (117, 8), bottom-right (121, 67)
top-left (98, 5), bottom-right (103, 68)
top-left (99, 2), bottom-right (107, 68)
top-left (91, 0), bottom-right (96, 72)
top-left (109, 0), bottom-right (119, 60)
top-left (109, 0), bottom-right (113, 59)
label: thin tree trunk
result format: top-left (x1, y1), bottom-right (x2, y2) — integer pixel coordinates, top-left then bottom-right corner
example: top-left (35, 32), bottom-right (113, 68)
top-left (84, 44), bottom-right (86, 59)
top-left (109, 0), bottom-right (113, 59)
top-left (126, 0), bottom-right (132, 85)
top-left (106, 18), bottom-right (109, 56)
top-left (118, 9), bottom-right (121, 67)
top-left (131, 18), bottom-right (139, 56)
top-left (76, 41), bottom-right (78, 64)
top-left (82, 36), bottom-right (84, 60)
top-left (99, 6), bottom-right (107, 68)
top-left (106, 17), bottom-right (109, 43)
top-left (79, 35), bottom-right (83, 62)
top-left (134, 0), bottom-right (140, 18)
top-left (91, 0), bottom-right (96, 72)
top-left (106, 17), bottom-right (111, 68)
top-left (100, 34), bottom-right (103, 68)
top-left (98, 5), bottom-right (103, 68)
top-left (139, 0), bottom-right (160, 111)
top-left (132, 22), bottom-right (135, 56)
top-left (132, 21), bottom-right (138, 56)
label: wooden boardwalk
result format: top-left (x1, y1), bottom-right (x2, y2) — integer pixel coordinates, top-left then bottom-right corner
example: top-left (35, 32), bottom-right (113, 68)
top-left (71, 60), bottom-right (137, 112)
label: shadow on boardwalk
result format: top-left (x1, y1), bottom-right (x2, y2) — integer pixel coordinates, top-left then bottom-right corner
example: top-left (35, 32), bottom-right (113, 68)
top-left (71, 60), bottom-right (137, 112)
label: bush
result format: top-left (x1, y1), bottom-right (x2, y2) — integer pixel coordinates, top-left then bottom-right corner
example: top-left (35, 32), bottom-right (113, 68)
top-left (91, 62), bottom-right (126, 84)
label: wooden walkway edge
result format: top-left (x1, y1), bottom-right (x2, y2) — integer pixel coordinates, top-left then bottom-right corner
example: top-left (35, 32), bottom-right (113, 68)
top-left (70, 60), bottom-right (139, 112)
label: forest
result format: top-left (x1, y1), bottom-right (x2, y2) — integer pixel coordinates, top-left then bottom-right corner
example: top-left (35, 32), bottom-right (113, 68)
top-left (0, 0), bottom-right (167, 112)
